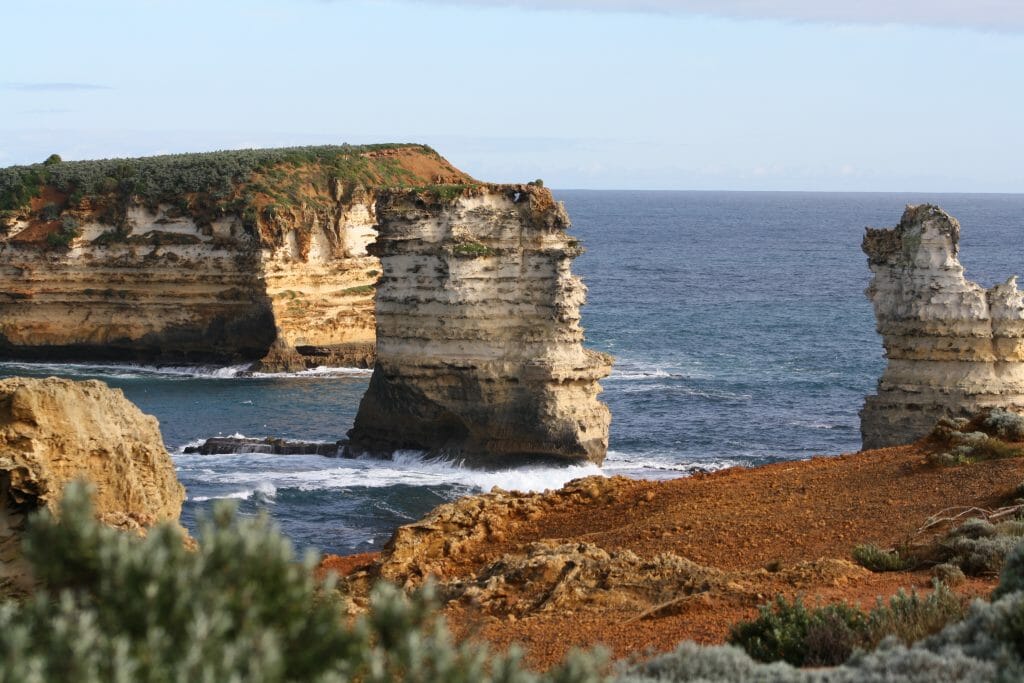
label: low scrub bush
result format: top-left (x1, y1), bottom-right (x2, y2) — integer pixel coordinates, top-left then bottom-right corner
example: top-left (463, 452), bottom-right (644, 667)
top-left (727, 585), bottom-right (962, 668)
top-left (852, 543), bottom-right (915, 571)
top-left (0, 483), bottom-right (605, 683)
top-left (927, 412), bottom-right (1024, 466)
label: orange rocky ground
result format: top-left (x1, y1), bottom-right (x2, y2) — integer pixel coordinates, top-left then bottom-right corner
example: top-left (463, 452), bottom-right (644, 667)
top-left (321, 444), bottom-right (1023, 670)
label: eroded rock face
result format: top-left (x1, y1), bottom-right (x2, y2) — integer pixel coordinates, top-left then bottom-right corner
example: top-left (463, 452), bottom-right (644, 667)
top-left (0, 194), bottom-right (378, 370)
top-left (0, 377), bottom-right (185, 593)
top-left (0, 146), bottom-right (472, 370)
top-left (861, 204), bottom-right (1024, 449)
top-left (347, 184), bottom-right (613, 465)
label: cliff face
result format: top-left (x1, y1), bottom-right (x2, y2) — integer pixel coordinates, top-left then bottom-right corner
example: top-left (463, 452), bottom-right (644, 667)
top-left (348, 184), bottom-right (613, 465)
top-left (0, 145), bottom-right (470, 369)
top-left (861, 204), bottom-right (1024, 448)
top-left (0, 377), bottom-right (184, 593)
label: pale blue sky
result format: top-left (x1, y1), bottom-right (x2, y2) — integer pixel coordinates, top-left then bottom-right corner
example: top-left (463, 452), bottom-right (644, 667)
top-left (1, 0), bottom-right (1022, 191)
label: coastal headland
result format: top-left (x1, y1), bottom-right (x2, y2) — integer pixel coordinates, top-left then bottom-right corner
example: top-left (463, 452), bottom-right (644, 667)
top-left (323, 440), bottom-right (1021, 669)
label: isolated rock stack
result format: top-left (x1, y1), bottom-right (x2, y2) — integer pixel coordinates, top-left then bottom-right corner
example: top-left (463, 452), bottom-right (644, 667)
top-left (348, 184), bottom-right (613, 465)
top-left (861, 204), bottom-right (1024, 448)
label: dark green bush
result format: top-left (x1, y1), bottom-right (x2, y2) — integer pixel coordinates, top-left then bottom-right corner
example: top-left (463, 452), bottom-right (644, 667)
top-left (853, 543), bottom-right (915, 572)
top-left (0, 483), bottom-right (605, 683)
top-left (0, 143), bottom-right (439, 213)
top-left (728, 596), bottom-right (866, 666)
top-left (728, 585), bottom-right (962, 668)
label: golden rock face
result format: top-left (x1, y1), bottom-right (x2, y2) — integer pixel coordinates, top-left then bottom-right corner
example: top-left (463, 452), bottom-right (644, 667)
top-left (0, 377), bottom-right (186, 592)
top-left (349, 184), bottom-right (613, 465)
top-left (861, 204), bottom-right (1024, 448)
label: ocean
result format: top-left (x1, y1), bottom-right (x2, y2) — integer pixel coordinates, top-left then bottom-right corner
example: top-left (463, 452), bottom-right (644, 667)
top-left (3, 191), bottom-right (1022, 556)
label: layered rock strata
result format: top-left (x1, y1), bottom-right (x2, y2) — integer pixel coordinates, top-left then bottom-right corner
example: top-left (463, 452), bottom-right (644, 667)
top-left (348, 184), bottom-right (613, 465)
top-left (0, 145), bottom-right (470, 369)
top-left (861, 204), bottom-right (1024, 448)
top-left (0, 377), bottom-right (185, 593)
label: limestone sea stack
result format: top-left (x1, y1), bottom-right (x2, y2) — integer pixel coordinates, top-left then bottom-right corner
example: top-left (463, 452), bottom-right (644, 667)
top-left (348, 184), bottom-right (613, 465)
top-left (0, 377), bottom-right (185, 592)
top-left (0, 145), bottom-right (470, 370)
top-left (861, 204), bottom-right (1024, 449)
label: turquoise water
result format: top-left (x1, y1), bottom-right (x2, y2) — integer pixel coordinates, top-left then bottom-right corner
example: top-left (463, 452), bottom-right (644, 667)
top-left (3, 191), bottom-right (1022, 555)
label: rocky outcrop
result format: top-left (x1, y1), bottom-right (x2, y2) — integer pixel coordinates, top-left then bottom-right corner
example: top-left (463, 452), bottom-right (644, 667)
top-left (340, 475), bottom-right (870, 619)
top-left (347, 184), bottom-right (613, 465)
top-left (184, 435), bottom-right (343, 456)
top-left (0, 377), bottom-right (185, 593)
top-left (861, 204), bottom-right (1024, 449)
top-left (0, 145), bottom-right (470, 369)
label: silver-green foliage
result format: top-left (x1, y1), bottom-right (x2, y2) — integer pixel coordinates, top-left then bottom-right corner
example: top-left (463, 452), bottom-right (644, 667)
top-left (0, 483), bottom-right (604, 683)
top-left (619, 544), bottom-right (1024, 683)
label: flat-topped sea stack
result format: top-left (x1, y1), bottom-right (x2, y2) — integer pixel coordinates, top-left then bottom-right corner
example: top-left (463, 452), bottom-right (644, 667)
top-left (861, 204), bottom-right (1024, 448)
top-left (348, 184), bottom-right (613, 465)
top-left (0, 145), bottom-right (470, 370)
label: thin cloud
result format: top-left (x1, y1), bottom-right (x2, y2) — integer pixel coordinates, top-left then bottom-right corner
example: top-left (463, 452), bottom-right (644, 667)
top-left (2, 82), bottom-right (112, 92)
top-left (388, 0), bottom-right (1024, 31)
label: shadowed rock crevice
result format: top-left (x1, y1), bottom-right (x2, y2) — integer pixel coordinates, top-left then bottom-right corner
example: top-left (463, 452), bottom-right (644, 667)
top-left (861, 204), bottom-right (1024, 448)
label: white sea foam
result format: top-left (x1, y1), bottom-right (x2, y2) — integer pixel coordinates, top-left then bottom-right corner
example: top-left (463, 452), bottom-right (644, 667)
top-left (188, 480), bottom-right (277, 503)
top-left (175, 442), bottom-right (747, 505)
top-left (0, 361), bottom-right (372, 380)
top-left (249, 366), bottom-right (373, 379)
top-left (176, 447), bottom-right (606, 501)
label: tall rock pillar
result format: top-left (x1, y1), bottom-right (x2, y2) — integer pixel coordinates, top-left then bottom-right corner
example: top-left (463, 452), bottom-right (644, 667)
top-left (861, 204), bottom-right (1024, 448)
top-left (348, 184), bottom-right (612, 465)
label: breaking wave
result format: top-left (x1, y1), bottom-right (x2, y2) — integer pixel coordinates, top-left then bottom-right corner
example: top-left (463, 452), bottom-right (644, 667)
top-left (0, 361), bottom-right (372, 381)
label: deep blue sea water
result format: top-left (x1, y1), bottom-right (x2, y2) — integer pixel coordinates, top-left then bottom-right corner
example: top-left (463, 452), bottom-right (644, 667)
top-left (3, 191), bottom-right (1023, 555)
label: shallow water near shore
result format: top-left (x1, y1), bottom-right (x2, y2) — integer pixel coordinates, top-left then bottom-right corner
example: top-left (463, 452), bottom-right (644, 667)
top-left (3, 190), bottom-right (1023, 555)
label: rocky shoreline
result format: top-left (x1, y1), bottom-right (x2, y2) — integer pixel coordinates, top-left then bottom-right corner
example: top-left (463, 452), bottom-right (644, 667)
top-left (321, 441), bottom-right (1022, 669)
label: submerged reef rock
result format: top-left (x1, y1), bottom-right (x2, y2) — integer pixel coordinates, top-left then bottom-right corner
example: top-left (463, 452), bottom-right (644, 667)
top-left (0, 377), bottom-right (184, 593)
top-left (0, 145), bottom-right (469, 369)
top-left (184, 435), bottom-right (343, 456)
top-left (348, 184), bottom-right (613, 465)
top-left (861, 204), bottom-right (1024, 449)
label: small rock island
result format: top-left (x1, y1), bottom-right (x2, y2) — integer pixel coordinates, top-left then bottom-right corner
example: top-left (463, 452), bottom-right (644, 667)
top-left (861, 204), bottom-right (1024, 448)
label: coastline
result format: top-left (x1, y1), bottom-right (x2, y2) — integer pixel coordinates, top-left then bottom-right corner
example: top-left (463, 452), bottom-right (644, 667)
top-left (322, 442), bottom-right (1021, 669)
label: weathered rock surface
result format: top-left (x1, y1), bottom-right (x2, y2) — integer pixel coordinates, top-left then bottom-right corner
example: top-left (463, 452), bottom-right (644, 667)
top-left (861, 204), bottom-right (1024, 448)
top-left (0, 145), bottom-right (470, 369)
top-left (348, 184), bottom-right (613, 465)
top-left (184, 435), bottom-right (343, 456)
top-left (340, 475), bottom-right (872, 618)
top-left (0, 377), bottom-right (185, 593)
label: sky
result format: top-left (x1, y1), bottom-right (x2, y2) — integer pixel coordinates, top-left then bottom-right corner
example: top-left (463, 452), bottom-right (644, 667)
top-left (1, 0), bottom-right (1022, 192)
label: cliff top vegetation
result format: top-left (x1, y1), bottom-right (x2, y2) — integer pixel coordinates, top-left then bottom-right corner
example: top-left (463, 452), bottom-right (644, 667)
top-left (0, 144), bottom-right (476, 242)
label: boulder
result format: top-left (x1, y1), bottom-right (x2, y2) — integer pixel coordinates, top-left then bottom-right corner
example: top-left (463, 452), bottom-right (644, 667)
top-left (0, 377), bottom-right (185, 594)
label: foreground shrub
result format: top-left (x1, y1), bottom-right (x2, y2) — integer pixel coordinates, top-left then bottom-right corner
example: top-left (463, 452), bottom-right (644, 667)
top-left (983, 410), bottom-right (1024, 442)
top-left (0, 483), bottom-right (605, 683)
top-left (926, 519), bottom-right (1024, 578)
top-left (727, 585), bottom-right (962, 668)
top-left (852, 543), bottom-right (914, 572)
top-left (927, 413), bottom-right (1024, 466)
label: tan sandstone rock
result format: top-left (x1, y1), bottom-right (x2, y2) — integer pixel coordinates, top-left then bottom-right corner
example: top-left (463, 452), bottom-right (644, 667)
top-left (0, 145), bottom-right (470, 370)
top-left (347, 184), bottom-right (613, 465)
top-left (0, 377), bottom-right (185, 593)
top-left (861, 204), bottom-right (1024, 448)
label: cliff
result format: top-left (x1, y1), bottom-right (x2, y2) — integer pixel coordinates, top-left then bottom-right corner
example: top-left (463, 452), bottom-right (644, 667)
top-left (0, 145), bottom-right (471, 369)
top-left (348, 184), bottom-right (613, 465)
top-left (0, 377), bottom-right (185, 593)
top-left (861, 204), bottom-right (1024, 448)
